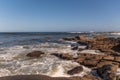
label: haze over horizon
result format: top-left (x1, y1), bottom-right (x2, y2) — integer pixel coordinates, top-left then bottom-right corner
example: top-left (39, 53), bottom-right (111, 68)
top-left (0, 0), bottom-right (120, 32)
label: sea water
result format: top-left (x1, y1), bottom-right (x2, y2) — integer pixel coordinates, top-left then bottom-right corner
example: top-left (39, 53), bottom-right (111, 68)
top-left (0, 32), bottom-right (118, 77)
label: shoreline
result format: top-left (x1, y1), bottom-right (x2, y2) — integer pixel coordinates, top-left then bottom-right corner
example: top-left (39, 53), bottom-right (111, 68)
top-left (0, 35), bottom-right (120, 80)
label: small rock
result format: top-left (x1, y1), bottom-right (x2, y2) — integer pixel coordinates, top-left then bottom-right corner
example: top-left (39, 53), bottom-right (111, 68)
top-left (82, 59), bottom-right (99, 68)
top-left (67, 66), bottom-right (83, 75)
top-left (26, 51), bottom-right (44, 57)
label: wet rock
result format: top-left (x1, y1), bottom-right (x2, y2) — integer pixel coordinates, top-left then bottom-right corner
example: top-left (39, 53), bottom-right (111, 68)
top-left (26, 51), bottom-right (44, 57)
top-left (93, 35), bottom-right (107, 41)
top-left (77, 53), bottom-right (104, 61)
top-left (67, 66), bottom-right (83, 75)
top-left (77, 41), bottom-right (88, 45)
top-left (75, 35), bottom-right (86, 41)
top-left (81, 74), bottom-right (101, 80)
top-left (52, 53), bottom-right (74, 60)
top-left (112, 44), bottom-right (120, 52)
top-left (97, 64), bottom-right (118, 80)
top-left (116, 75), bottom-right (120, 80)
top-left (75, 57), bottom-right (85, 63)
top-left (72, 46), bottom-right (85, 51)
top-left (96, 60), bottom-right (119, 68)
top-left (71, 46), bottom-right (79, 50)
top-left (87, 36), bottom-right (120, 52)
top-left (82, 59), bottom-right (99, 68)
top-left (0, 74), bottom-right (101, 80)
top-left (114, 56), bottom-right (120, 62)
top-left (63, 35), bottom-right (120, 52)
top-left (63, 35), bottom-right (87, 42)
top-left (103, 55), bottom-right (114, 61)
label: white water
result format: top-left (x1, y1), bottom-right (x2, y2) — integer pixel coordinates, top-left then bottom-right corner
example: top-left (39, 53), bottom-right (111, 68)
top-left (0, 42), bottom-right (90, 77)
top-left (79, 50), bottom-right (104, 54)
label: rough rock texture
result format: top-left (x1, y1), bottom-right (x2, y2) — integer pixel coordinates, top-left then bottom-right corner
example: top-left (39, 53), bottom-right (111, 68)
top-left (56, 35), bottom-right (120, 79)
top-left (97, 64), bottom-right (118, 80)
top-left (0, 74), bottom-right (101, 80)
top-left (63, 35), bottom-right (120, 53)
top-left (26, 51), bottom-right (45, 57)
top-left (67, 66), bottom-right (83, 75)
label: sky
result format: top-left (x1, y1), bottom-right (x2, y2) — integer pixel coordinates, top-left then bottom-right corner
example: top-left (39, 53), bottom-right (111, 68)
top-left (0, 0), bottom-right (120, 32)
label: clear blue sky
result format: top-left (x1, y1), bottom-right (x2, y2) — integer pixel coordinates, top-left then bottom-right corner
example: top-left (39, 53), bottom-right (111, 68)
top-left (0, 0), bottom-right (120, 32)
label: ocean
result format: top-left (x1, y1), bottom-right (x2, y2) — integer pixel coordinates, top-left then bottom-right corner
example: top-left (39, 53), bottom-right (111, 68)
top-left (0, 32), bottom-right (119, 77)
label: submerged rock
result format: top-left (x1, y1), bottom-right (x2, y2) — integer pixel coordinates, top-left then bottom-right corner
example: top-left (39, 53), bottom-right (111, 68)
top-left (67, 66), bottom-right (83, 75)
top-left (26, 51), bottom-right (45, 57)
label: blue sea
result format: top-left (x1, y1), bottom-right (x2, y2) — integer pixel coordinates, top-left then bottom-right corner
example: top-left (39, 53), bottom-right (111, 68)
top-left (0, 32), bottom-right (93, 47)
top-left (0, 32), bottom-right (118, 47)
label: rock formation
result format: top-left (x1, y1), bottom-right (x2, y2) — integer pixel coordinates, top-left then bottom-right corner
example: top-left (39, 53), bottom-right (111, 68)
top-left (26, 51), bottom-right (45, 57)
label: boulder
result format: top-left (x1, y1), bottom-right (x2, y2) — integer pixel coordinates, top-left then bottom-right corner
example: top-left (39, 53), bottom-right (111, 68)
top-left (67, 66), bottom-right (83, 75)
top-left (82, 59), bottom-right (99, 68)
top-left (26, 51), bottom-right (44, 57)
top-left (97, 64), bottom-right (118, 80)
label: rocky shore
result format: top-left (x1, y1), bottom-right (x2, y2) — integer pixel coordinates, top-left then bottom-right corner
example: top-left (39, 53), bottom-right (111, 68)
top-left (1, 35), bottom-right (120, 80)
top-left (62, 35), bottom-right (120, 80)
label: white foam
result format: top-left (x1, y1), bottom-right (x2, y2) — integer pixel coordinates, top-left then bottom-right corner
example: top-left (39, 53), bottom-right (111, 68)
top-left (68, 32), bottom-right (82, 33)
top-left (47, 64), bottom-right (69, 77)
top-left (0, 42), bottom-right (91, 77)
top-left (79, 50), bottom-right (104, 54)
top-left (117, 68), bottom-right (120, 75)
top-left (0, 69), bottom-right (11, 77)
top-left (110, 32), bottom-right (120, 35)
top-left (47, 60), bottom-right (91, 77)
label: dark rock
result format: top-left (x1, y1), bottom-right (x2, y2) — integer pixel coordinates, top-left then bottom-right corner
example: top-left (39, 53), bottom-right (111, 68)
top-left (97, 64), bottom-right (118, 80)
top-left (114, 56), bottom-right (120, 62)
top-left (26, 51), bottom-right (44, 57)
top-left (82, 59), bottom-right (99, 68)
top-left (96, 60), bottom-right (119, 68)
top-left (71, 46), bottom-right (79, 50)
top-left (80, 74), bottom-right (101, 80)
top-left (77, 41), bottom-right (88, 45)
top-left (67, 66), bottom-right (83, 75)
top-left (0, 74), bottom-right (101, 80)
top-left (116, 75), bottom-right (120, 80)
